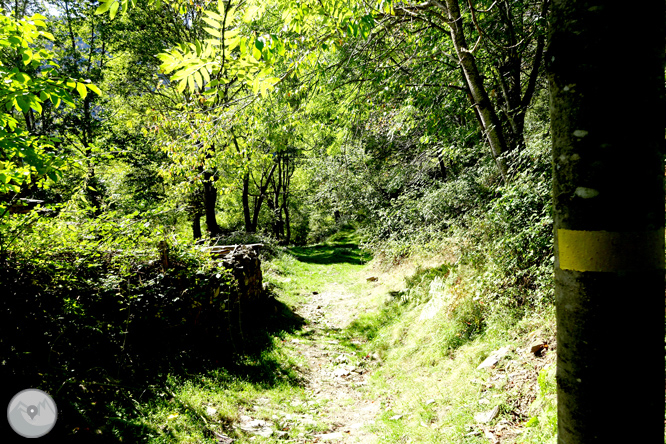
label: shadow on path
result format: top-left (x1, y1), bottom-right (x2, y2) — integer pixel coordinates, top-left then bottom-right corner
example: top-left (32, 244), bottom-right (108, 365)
top-left (288, 243), bottom-right (372, 265)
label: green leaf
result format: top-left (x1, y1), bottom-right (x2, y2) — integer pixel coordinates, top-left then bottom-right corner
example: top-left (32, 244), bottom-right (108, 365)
top-left (202, 17), bottom-right (220, 29)
top-left (156, 52), bottom-right (173, 63)
top-left (205, 27), bottom-right (221, 38)
top-left (15, 97), bottom-right (29, 113)
top-left (204, 10), bottom-right (222, 21)
top-left (76, 82), bottom-right (87, 99)
top-left (95, 0), bottom-right (112, 15)
top-left (21, 50), bottom-right (32, 65)
top-left (224, 29), bottom-right (240, 39)
top-left (193, 71), bottom-right (203, 89)
top-left (14, 71), bottom-right (31, 84)
top-left (243, 5), bottom-right (260, 22)
top-left (109, 1), bottom-right (120, 19)
top-left (177, 79), bottom-right (187, 93)
top-left (86, 84), bottom-right (102, 95)
top-left (200, 67), bottom-right (210, 86)
top-left (201, 42), bottom-right (214, 58)
top-left (28, 97), bottom-right (42, 114)
top-left (227, 36), bottom-right (241, 50)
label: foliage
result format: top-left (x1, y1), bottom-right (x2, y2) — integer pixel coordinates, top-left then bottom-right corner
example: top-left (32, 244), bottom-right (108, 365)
top-left (523, 364), bottom-right (557, 443)
top-left (0, 11), bottom-right (98, 218)
top-left (0, 203), bottom-right (268, 438)
top-left (0, 1), bottom-right (570, 441)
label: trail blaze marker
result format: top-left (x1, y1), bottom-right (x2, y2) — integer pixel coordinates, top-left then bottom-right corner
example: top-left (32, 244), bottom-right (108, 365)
top-left (557, 229), bottom-right (665, 272)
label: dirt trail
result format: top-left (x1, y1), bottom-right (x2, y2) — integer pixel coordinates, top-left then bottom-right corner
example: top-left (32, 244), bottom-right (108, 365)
top-left (288, 286), bottom-right (382, 443)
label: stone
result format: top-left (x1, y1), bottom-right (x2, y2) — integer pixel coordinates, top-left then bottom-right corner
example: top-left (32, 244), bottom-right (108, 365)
top-left (477, 346), bottom-right (511, 370)
top-left (529, 339), bottom-right (548, 356)
top-left (333, 367), bottom-right (351, 377)
top-left (474, 406), bottom-right (499, 424)
top-left (255, 428), bottom-right (273, 438)
top-left (214, 432), bottom-right (234, 443)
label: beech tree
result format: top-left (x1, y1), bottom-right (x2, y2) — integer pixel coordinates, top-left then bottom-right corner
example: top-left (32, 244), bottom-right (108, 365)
top-left (548, 1), bottom-right (664, 441)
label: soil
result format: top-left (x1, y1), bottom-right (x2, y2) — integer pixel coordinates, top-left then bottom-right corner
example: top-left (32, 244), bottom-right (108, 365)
top-left (279, 286), bottom-right (557, 444)
top-left (238, 254), bottom-right (557, 444)
top-left (287, 288), bottom-right (382, 443)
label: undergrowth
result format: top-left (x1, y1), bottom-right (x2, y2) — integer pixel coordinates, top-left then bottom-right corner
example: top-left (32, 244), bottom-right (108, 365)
top-left (344, 255), bottom-right (557, 443)
top-left (0, 203), bottom-right (307, 442)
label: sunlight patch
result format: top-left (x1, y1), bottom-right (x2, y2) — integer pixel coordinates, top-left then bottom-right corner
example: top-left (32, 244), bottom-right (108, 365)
top-left (419, 277), bottom-right (453, 320)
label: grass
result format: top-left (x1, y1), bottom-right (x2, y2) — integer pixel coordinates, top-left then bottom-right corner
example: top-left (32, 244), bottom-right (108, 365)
top-left (116, 227), bottom-right (558, 443)
top-left (340, 257), bottom-right (558, 444)
top-left (262, 231), bottom-right (374, 310)
top-left (108, 229), bottom-right (374, 443)
top-left (110, 351), bottom-right (311, 443)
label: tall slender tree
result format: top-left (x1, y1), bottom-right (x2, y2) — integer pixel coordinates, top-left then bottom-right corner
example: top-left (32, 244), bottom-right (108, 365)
top-left (548, 2), bottom-right (665, 441)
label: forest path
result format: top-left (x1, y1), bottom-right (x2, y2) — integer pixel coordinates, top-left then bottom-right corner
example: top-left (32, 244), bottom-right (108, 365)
top-left (270, 242), bottom-right (389, 443)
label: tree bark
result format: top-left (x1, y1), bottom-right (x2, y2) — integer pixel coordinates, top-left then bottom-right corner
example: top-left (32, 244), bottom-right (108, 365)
top-left (437, 0), bottom-right (509, 180)
top-left (202, 171), bottom-right (222, 237)
top-left (548, 2), bottom-right (665, 442)
top-left (281, 158), bottom-right (291, 245)
top-left (284, 204), bottom-right (291, 245)
top-left (192, 212), bottom-right (202, 240)
top-left (251, 163), bottom-right (278, 232)
top-left (242, 172), bottom-right (253, 232)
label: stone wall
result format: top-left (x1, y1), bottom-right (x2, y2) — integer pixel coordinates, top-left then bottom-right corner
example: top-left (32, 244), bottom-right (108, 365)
top-left (218, 245), bottom-right (265, 304)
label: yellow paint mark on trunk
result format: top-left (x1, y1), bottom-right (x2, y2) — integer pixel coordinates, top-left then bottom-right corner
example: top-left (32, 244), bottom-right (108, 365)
top-left (558, 229), bottom-right (665, 272)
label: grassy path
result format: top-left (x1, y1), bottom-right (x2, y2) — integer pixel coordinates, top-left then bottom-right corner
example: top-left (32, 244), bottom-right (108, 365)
top-left (123, 232), bottom-right (556, 444)
top-left (263, 240), bottom-right (384, 443)
top-left (130, 236), bottom-right (392, 443)
top-left (128, 236), bottom-right (558, 443)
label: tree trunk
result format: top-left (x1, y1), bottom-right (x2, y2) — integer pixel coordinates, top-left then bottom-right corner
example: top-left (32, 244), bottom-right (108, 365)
top-left (437, 145), bottom-right (447, 181)
top-left (438, 0), bottom-right (509, 180)
top-left (251, 163), bottom-right (277, 231)
top-left (242, 172), bottom-right (253, 232)
top-left (548, 2), bottom-right (664, 442)
top-left (281, 160), bottom-right (291, 245)
top-left (202, 172), bottom-right (221, 236)
top-left (192, 212), bottom-right (202, 240)
top-left (270, 157), bottom-right (285, 241)
top-left (284, 204), bottom-right (291, 245)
